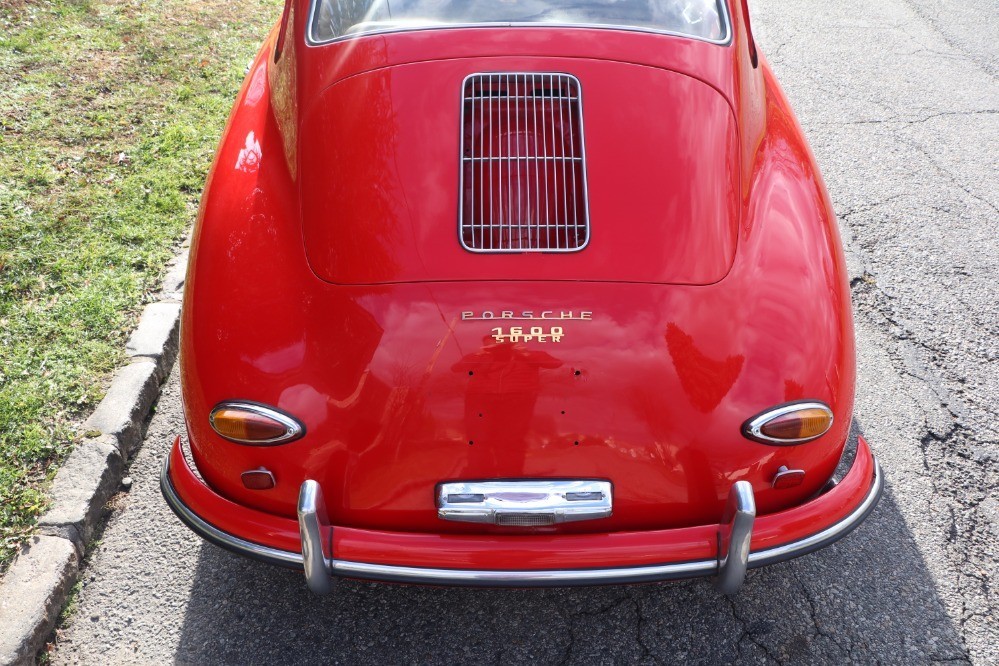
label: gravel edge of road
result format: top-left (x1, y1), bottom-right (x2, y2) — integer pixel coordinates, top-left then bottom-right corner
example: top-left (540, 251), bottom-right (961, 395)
top-left (0, 246), bottom-right (188, 666)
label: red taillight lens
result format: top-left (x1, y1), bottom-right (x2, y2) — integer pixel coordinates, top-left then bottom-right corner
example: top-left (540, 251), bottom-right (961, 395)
top-left (743, 402), bottom-right (833, 445)
top-left (241, 468), bottom-right (276, 490)
top-left (771, 466), bottom-right (806, 489)
top-left (209, 403), bottom-right (303, 445)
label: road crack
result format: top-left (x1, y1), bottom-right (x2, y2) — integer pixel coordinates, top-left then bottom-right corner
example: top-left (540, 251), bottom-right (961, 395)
top-left (849, 249), bottom-right (995, 660)
top-left (725, 594), bottom-right (784, 664)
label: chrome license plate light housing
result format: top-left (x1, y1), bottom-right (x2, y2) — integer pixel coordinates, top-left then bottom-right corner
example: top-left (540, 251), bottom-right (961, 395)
top-left (437, 479), bottom-right (612, 525)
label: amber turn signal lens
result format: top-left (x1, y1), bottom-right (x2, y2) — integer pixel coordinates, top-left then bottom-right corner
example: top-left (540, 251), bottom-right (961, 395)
top-left (743, 402), bottom-right (833, 445)
top-left (209, 402), bottom-right (303, 445)
top-left (760, 408), bottom-right (833, 440)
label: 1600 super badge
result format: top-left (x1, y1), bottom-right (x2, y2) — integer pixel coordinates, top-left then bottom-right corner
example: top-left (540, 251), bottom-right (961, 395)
top-left (463, 309), bottom-right (591, 343)
top-left (490, 325), bottom-right (564, 343)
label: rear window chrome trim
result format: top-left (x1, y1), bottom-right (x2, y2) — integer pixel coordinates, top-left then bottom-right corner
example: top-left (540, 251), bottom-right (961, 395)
top-left (304, 8), bottom-right (734, 48)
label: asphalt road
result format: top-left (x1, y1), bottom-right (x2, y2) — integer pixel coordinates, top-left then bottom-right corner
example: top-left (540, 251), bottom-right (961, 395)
top-left (52, 0), bottom-right (997, 663)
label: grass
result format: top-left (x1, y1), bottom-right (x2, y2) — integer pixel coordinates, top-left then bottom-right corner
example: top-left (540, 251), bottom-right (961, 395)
top-left (0, 0), bottom-right (278, 570)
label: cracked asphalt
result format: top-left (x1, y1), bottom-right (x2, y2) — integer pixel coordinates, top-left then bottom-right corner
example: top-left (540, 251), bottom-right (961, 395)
top-left (51, 0), bottom-right (997, 663)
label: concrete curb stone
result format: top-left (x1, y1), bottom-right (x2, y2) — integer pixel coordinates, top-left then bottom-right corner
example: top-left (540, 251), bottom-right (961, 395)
top-left (161, 248), bottom-right (188, 301)
top-left (0, 537), bottom-right (79, 666)
top-left (125, 301), bottom-right (182, 379)
top-left (0, 254), bottom-right (185, 665)
top-left (82, 360), bottom-right (161, 458)
top-left (37, 436), bottom-right (124, 555)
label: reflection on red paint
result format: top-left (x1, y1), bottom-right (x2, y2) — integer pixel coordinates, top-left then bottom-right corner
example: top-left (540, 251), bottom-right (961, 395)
top-left (452, 337), bottom-right (563, 460)
top-left (665, 323), bottom-right (744, 413)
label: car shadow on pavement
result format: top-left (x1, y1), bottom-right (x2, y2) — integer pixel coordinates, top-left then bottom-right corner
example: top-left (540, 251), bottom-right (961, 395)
top-left (175, 484), bottom-right (969, 665)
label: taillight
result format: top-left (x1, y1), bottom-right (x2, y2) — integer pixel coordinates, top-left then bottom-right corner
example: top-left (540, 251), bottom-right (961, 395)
top-left (742, 401), bottom-right (833, 445)
top-left (209, 402), bottom-right (304, 445)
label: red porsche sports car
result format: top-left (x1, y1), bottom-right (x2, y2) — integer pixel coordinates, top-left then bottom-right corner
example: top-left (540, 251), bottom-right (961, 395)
top-left (162, 0), bottom-right (882, 595)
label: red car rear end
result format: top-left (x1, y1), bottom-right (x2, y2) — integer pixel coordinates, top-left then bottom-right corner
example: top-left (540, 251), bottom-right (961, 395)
top-left (162, 0), bottom-right (881, 594)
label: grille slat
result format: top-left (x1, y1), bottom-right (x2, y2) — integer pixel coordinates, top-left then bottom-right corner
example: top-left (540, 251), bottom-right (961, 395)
top-left (470, 75), bottom-right (477, 249)
top-left (463, 157), bottom-right (584, 163)
top-left (459, 72), bottom-right (589, 252)
top-left (505, 73), bottom-right (513, 249)
top-left (463, 95), bottom-right (580, 101)
top-left (558, 74), bottom-right (569, 250)
top-left (487, 85), bottom-right (492, 250)
top-left (549, 73), bottom-right (560, 250)
top-left (532, 76), bottom-right (541, 249)
top-left (522, 74), bottom-right (531, 248)
top-left (516, 73), bottom-right (523, 248)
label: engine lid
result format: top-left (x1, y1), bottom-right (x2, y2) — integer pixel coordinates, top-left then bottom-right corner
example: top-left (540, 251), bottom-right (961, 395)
top-left (299, 57), bottom-right (739, 285)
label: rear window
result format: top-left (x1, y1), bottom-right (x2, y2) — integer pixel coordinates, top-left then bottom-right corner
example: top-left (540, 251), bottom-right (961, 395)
top-left (309, 0), bottom-right (729, 45)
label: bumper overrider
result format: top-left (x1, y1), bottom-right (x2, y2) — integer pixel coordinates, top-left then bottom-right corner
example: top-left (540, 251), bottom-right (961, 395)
top-left (161, 437), bottom-right (882, 595)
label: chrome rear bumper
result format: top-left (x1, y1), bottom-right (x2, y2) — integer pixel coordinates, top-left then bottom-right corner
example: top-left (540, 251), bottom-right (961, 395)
top-left (161, 451), bottom-right (882, 594)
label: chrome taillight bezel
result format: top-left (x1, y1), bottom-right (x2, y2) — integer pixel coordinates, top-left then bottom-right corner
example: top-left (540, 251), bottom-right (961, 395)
top-left (742, 400), bottom-right (834, 446)
top-left (209, 401), bottom-right (305, 445)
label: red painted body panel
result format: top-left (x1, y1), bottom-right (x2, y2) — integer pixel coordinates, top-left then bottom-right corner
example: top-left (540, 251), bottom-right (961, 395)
top-left (300, 59), bottom-right (739, 284)
top-left (173, 0), bottom-right (867, 576)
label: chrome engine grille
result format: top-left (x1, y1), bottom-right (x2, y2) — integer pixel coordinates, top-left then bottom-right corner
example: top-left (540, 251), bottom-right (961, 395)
top-left (459, 73), bottom-right (590, 252)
